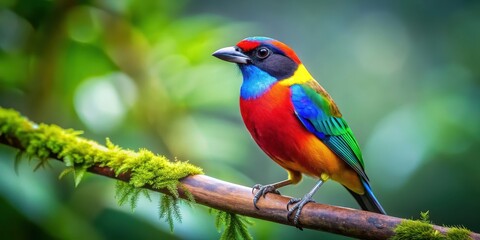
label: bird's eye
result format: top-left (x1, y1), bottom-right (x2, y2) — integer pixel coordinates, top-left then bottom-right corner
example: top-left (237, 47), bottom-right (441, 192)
top-left (256, 47), bottom-right (270, 59)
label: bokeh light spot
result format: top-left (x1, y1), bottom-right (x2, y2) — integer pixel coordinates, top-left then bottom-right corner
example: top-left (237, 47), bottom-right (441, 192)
top-left (0, 9), bottom-right (33, 53)
top-left (67, 6), bottom-right (102, 43)
top-left (352, 12), bottom-right (411, 76)
top-left (365, 105), bottom-right (433, 188)
top-left (74, 72), bottom-right (137, 133)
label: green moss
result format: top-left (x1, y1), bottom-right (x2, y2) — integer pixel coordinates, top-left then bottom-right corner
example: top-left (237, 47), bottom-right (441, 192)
top-left (211, 209), bottom-right (253, 240)
top-left (159, 194), bottom-right (182, 232)
top-left (0, 107), bottom-right (203, 224)
top-left (0, 107), bottom-right (254, 238)
top-left (393, 212), bottom-right (473, 240)
top-left (392, 219), bottom-right (443, 240)
top-left (0, 108), bottom-right (203, 192)
top-left (446, 227), bottom-right (472, 240)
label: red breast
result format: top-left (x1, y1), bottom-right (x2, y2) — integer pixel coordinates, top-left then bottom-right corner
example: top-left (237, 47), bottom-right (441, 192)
top-left (240, 83), bottom-right (312, 170)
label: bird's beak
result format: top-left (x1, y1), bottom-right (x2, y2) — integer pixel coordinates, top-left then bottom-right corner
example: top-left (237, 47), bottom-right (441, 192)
top-left (212, 46), bottom-right (251, 64)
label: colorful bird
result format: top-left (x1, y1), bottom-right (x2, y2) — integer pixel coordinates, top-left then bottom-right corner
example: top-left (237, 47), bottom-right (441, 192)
top-left (212, 37), bottom-right (386, 227)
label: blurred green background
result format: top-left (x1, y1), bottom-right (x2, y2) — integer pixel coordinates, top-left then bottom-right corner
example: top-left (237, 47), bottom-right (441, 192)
top-left (1, 0), bottom-right (479, 239)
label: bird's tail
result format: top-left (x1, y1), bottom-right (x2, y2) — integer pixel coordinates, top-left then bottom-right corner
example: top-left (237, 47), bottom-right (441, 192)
top-left (346, 179), bottom-right (386, 214)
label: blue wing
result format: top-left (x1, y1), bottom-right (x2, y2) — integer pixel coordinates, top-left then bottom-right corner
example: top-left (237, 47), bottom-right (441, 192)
top-left (291, 82), bottom-right (386, 214)
top-left (290, 83), bottom-right (368, 181)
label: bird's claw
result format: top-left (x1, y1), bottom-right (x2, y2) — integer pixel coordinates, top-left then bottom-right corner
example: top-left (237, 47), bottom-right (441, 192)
top-left (252, 184), bottom-right (281, 209)
top-left (286, 196), bottom-right (315, 230)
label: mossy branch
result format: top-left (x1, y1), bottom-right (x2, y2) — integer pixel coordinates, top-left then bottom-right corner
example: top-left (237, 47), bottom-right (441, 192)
top-left (0, 107), bottom-right (479, 240)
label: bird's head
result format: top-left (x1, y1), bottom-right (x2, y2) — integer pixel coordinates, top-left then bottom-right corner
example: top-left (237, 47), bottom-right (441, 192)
top-left (213, 36), bottom-right (303, 80)
top-left (213, 37), bottom-right (313, 99)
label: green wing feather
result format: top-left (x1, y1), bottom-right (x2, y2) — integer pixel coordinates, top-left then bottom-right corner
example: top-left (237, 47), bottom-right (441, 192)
top-left (291, 81), bottom-right (368, 181)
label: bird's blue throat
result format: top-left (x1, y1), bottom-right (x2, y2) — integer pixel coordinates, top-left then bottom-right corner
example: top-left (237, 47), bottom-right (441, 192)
top-left (238, 65), bottom-right (277, 100)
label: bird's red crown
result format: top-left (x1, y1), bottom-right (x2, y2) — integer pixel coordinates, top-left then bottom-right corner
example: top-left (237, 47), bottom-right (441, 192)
top-left (236, 37), bottom-right (301, 64)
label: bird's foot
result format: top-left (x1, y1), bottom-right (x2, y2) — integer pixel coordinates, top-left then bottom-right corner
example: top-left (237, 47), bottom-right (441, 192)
top-left (286, 195), bottom-right (315, 230)
top-left (252, 184), bottom-right (281, 209)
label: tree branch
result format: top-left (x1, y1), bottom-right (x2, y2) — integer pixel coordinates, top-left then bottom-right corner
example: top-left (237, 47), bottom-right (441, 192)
top-left (78, 167), bottom-right (480, 240)
top-left (0, 108), bottom-right (478, 240)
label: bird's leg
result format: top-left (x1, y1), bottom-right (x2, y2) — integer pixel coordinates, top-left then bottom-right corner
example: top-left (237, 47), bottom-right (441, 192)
top-left (252, 179), bottom-right (293, 209)
top-left (287, 179), bottom-right (325, 229)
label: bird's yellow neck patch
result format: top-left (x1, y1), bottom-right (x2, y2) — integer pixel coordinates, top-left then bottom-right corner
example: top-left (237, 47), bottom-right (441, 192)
top-left (279, 64), bottom-right (313, 86)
